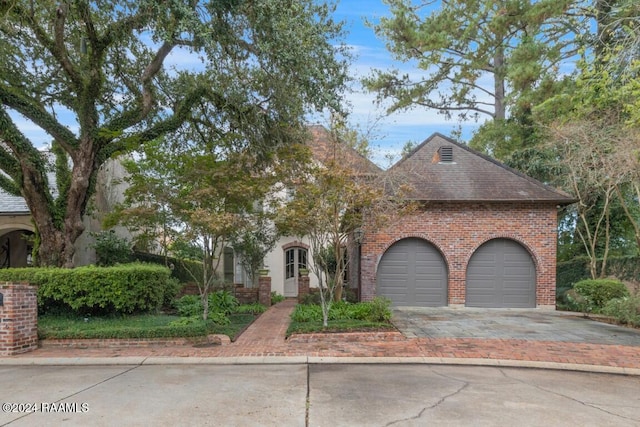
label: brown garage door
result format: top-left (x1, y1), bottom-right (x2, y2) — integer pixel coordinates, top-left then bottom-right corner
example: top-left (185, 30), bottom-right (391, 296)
top-left (466, 239), bottom-right (536, 308)
top-left (377, 238), bottom-right (447, 307)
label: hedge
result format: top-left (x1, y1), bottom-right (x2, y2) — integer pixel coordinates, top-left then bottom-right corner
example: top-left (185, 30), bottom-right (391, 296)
top-left (573, 279), bottom-right (630, 310)
top-left (0, 263), bottom-right (176, 315)
top-left (132, 251), bottom-right (203, 284)
top-left (557, 256), bottom-right (640, 288)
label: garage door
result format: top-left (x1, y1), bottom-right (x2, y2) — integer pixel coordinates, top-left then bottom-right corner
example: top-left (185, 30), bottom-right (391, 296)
top-left (377, 238), bottom-right (447, 307)
top-left (466, 239), bottom-right (536, 308)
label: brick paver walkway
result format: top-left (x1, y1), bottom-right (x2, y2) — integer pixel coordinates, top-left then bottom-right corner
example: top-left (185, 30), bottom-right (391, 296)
top-left (8, 300), bottom-right (640, 370)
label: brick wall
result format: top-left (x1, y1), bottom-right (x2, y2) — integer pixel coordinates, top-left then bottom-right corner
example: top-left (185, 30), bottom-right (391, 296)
top-left (0, 282), bottom-right (38, 355)
top-left (361, 202), bottom-right (558, 307)
top-left (178, 283), bottom-right (259, 305)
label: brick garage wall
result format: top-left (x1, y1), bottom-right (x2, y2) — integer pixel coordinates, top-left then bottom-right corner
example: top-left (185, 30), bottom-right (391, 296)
top-left (0, 282), bottom-right (38, 355)
top-left (361, 202), bottom-right (558, 307)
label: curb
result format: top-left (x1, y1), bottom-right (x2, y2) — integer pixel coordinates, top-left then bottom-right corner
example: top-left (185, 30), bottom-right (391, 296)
top-left (1, 356), bottom-right (638, 376)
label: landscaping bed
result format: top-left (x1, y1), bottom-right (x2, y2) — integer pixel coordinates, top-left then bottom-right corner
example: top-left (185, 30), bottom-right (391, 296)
top-left (38, 312), bottom-right (259, 343)
top-left (286, 298), bottom-right (396, 337)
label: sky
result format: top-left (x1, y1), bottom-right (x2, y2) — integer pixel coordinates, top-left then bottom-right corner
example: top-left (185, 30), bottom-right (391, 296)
top-left (10, 1), bottom-right (486, 169)
top-left (330, 1), bottom-right (484, 167)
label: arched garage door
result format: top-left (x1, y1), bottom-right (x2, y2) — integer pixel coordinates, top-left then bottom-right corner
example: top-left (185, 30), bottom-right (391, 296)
top-left (377, 238), bottom-right (447, 307)
top-left (466, 239), bottom-right (536, 308)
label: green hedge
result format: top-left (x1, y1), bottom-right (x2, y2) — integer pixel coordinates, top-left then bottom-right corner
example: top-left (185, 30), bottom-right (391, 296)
top-left (557, 256), bottom-right (640, 288)
top-left (0, 263), bottom-right (176, 315)
top-left (132, 251), bottom-right (203, 284)
top-left (572, 279), bottom-right (630, 312)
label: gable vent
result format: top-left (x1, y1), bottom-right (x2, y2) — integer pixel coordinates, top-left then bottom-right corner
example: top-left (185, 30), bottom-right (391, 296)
top-left (438, 146), bottom-right (453, 163)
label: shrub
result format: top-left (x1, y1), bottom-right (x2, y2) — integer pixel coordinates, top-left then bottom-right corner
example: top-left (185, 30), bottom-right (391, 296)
top-left (365, 297), bottom-right (393, 322)
top-left (271, 292), bottom-right (286, 305)
top-left (209, 290), bottom-right (239, 315)
top-left (132, 251), bottom-right (203, 284)
top-left (290, 298), bottom-right (392, 323)
top-left (0, 263), bottom-right (173, 315)
top-left (602, 296), bottom-right (640, 327)
top-left (162, 277), bottom-right (181, 308)
top-left (174, 295), bottom-right (202, 317)
top-left (328, 301), bottom-right (353, 321)
top-left (235, 303), bottom-right (267, 315)
top-left (573, 279), bottom-right (630, 312)
top-left (91, 231), bottom-right (132, 266)
top-left (174, 291), bottom-right (242, 321)
top-left (290, 304), bottom-right (322, 322)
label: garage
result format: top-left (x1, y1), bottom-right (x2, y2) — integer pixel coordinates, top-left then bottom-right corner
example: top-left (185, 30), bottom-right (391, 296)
top-left (466, 239), bottom-right (536, 308)
top-left (377, 238), bottom-right (448, 307)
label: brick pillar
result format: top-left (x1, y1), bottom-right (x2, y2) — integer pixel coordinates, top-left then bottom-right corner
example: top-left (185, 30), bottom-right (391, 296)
top-left (258, 275), bottom-right (271, 307)
top-left (0, 282), bottom-right (38, 356)
top-left (298, 270), bottom-right (310, 303)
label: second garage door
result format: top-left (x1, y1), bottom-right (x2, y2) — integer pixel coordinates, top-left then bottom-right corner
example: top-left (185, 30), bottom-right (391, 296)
top-left (377, 238), bottom-right (448, 307)
top-left (466, 239), bottom-right (536, 308)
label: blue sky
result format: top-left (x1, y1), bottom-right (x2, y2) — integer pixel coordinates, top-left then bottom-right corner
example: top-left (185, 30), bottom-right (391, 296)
top-left (11, 1), bottom-right (485, 168)
top-left (330, 1), bottom-right (483, 167)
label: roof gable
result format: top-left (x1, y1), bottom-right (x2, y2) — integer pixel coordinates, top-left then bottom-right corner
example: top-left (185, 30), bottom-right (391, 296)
top-left (306, 125), bottom-right (381, 175)
top-left (389, 133), bottom-right (574, 203)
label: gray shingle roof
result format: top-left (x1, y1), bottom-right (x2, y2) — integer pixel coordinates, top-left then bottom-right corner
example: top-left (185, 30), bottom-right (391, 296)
top-left (0, 151), bottom-right (58, 214)
top-left (389, 133), bottom-right (575, 203)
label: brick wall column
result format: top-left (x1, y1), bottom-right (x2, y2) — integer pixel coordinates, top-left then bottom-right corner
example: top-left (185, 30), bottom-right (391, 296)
top-left (0, 282), bottom-right (38, 356)
top-left (258, 275), bottom-right (271, 307)
top-left (298, 270), bottom-right (310, 303)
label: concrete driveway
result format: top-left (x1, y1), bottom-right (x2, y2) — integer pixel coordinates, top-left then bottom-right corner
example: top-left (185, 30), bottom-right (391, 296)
top-left (2, 364), bottom-right (639, 427)
top-left (392, 307), bottom-right (640, 346)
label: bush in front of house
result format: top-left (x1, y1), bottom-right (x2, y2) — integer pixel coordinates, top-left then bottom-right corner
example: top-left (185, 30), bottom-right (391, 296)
top-left (290, 298), bottom-right (392, 323)
top-left (572, 279), bottom-right (630, 313)
top-left (602, 295), bottom-right (640, 327)
top-left (0, 263), bottom-right (176, 315)
top-left (173, 291), bottom-right (262, 325)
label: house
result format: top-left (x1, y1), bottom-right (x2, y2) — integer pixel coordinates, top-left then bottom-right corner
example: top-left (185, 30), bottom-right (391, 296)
top-left (0, 157), bottom-right (130, 267)
top-left (359, 133), bottom-right (574, 308)
top-left (2, 130), bottom-right (573, 310)
top-left (259, 125), bottom-right (381, 297)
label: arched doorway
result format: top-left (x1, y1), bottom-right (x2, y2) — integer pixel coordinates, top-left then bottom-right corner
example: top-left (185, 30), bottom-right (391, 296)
top-left (0, 230), bottom-right (35, 268)
top-left (283, 246), bottom-right (308, 297)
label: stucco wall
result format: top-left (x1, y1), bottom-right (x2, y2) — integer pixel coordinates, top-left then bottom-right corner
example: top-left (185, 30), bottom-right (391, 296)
top-left (360, 202), bottom-right (559, 307)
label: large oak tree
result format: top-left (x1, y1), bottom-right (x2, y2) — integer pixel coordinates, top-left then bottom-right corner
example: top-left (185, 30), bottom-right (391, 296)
top-left (0, 0), bottom-right (348, 267)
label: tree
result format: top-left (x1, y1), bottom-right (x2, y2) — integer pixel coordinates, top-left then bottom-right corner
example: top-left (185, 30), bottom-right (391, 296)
top-left (0, 0), bottom-right (348, 267)
top-left (364, 0), bottom-right (582, 125)
top-left (275, 123), bottom-right (405, 327)
top-left (115, 135), bottom-right (288, 320)
top-left (532, 44), bottom-right (640, 269)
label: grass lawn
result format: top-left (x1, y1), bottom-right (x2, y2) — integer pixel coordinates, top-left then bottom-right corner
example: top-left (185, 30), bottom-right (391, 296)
top-left (38, 313), bottom-right (257, 341)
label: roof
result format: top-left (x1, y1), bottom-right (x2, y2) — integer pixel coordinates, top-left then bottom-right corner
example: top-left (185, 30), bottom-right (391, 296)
top-left (306, 125), bottom-right (382, 175)
top-left (388, 133), bottom-right (575, 204)
top-left (0, 152), bottom-right (58, 215)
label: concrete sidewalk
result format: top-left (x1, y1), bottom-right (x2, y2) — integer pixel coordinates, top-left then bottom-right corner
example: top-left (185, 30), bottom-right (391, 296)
top-left (2, 300), bottom-right (640, 375)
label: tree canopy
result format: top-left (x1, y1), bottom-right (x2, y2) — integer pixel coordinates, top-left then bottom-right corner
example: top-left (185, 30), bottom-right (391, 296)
top-left (0, 0), bottom-right (349, 267)
top-left (364, 0), bottom-right (582, 124)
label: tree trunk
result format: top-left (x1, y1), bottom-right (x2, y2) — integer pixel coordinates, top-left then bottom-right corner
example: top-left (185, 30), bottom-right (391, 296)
top-left (21, 146), bottom-right (96, 267)
top-left (493, 47), bottom-right (506, 120)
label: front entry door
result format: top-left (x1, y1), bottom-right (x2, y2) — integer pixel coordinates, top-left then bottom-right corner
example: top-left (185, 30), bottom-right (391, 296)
top-left (284, 247), bottom-right (307, 297)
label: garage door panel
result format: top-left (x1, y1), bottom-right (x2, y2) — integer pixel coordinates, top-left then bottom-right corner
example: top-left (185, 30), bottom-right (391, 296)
top-left (466, 239), bottom-right (536, 308)
top-left (377, 238), bottom-right (447, 307)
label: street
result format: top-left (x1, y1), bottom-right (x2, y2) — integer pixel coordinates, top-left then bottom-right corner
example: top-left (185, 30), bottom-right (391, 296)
top-left (1, 364), bottom-right (638, 426)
